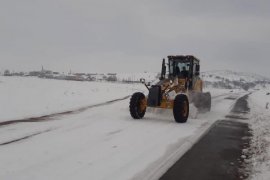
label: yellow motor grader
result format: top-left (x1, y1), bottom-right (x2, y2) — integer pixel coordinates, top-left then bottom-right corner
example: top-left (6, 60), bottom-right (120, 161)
top-left (129, 55), bottom-right (211, 123)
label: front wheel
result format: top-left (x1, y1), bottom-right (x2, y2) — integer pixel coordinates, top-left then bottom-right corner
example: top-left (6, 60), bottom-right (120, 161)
top-left (129, 92), bottom-right (146, 119)
top-left (173, 94), bottom-right (189, 123)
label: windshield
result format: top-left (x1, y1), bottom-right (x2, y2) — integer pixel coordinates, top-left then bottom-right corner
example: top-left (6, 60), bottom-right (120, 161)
top-left (169, 60), bottom-right (190, 77)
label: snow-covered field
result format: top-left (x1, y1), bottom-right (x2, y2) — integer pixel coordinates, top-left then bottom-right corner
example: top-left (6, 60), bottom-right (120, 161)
top-left (0, 76), bottom-right (244, 180)
top-left (2, 76), bottom-right (269, 180)
top-left (0, 76), bottom-right (144, 122)
top-left (0, 76), bottom-right (230, 122)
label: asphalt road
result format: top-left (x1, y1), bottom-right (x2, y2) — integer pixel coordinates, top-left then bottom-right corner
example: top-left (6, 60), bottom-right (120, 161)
top-left (160, 94), bottom-right (251, 180)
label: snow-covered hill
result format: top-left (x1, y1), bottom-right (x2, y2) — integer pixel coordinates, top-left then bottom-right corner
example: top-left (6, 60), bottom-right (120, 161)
top-left (201, 70), bottom-right (270, 90)
top-left (202, 70), bottom-right (270, 83)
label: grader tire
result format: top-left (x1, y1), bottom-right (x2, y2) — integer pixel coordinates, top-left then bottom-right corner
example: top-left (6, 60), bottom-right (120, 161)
top-left (173, 94), bottom-right (189, 123)
top-left (129, 92), bottom-right (146, 119)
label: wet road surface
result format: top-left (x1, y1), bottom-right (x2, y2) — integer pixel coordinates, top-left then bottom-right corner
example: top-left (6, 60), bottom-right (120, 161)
top-left (160, 94), bottom-right (251, 180)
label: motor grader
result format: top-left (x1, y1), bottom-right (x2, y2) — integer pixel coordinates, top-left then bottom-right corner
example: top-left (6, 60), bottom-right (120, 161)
top-left (129, 55), bottom-right (211, 123)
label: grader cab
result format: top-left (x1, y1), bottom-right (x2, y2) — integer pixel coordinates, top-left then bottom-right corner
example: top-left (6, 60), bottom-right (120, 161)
top-left (129, 55), bottom-right (211, 123)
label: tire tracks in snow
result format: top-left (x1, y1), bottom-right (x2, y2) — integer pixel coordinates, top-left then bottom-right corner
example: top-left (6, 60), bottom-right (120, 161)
top-left (0, 129), bottom-right (53, 146)
top-left (0, 92), bottom-right (233, 128)
top-left (0, 95), bottom-right (130, 127)
top-left (0, 93), bottom-right (239, 146)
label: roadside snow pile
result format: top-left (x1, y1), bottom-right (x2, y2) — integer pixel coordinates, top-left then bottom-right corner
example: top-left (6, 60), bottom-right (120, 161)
top-left (0, 76), bottom-right (144, 122)
top-left (248, 88), bottom-right (270, 179)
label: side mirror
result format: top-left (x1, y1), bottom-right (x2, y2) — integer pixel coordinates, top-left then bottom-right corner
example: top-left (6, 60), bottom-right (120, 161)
top-left (140, 78), bottom-right (145, 83)
top-left (195, 72), bottom-right (200, 76)
top-left (140, 78), bottom-right (150, 91)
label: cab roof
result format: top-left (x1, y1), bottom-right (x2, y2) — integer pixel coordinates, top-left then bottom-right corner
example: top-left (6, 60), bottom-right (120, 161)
top-left (167, 55), bottom-right (200, 63)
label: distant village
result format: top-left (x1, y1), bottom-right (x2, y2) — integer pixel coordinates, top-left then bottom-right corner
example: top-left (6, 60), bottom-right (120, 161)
top-left (0, 67), bottom-right (139, 83)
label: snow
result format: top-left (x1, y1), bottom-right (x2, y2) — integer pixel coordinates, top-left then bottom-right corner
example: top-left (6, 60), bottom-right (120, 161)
top-left (116, 72), bottom-right (158, 83)
top-left (0, 76), bottom-right (144, 122)
top-left (0, 95), bottom-right (237, 180)
top-left (246, 86), bottom-right (270, 180)
top-left (0, 76), bottom-right (246, 180)
top-left (0, 76), bottom-right (232, 123)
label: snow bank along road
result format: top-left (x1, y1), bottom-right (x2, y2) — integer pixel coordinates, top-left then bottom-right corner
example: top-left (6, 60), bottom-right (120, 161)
top-left (0, 91), bottom-right (246, 180)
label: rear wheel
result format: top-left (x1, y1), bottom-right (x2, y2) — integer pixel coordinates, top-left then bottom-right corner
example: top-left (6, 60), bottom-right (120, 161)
top-left (193, 92), bottom-right (211, 112)
top-left (203, 92), bottom-right (211, 112)
top-left (173, 94), bottom-right (189, 123)
top-left (129, 92), bottom-right (146, 119)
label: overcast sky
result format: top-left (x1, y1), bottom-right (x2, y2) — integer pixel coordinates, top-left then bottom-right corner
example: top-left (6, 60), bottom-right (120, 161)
top-left (1, 0), bottom-right (270, 77)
